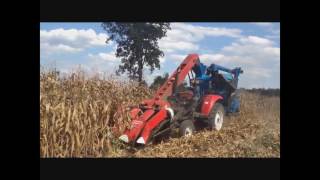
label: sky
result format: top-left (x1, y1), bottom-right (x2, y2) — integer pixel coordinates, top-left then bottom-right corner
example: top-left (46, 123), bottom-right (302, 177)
top-left (40, 22), bottom-right (280, 88)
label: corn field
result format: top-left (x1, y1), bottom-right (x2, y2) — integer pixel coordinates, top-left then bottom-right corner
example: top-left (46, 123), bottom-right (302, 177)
top-left (40, 70), bottom-right (280, 158)
top-left (40, 69), bottom-right (152, 157)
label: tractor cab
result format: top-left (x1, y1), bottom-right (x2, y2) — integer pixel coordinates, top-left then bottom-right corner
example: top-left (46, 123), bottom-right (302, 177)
top-left (209, 72), bottom-right (234, 99)
top-left (211, 71), bottom-right (241, 113)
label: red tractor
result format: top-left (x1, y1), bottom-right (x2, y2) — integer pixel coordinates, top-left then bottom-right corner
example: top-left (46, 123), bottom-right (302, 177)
top-left (118, 54), bottom-right (243, 145)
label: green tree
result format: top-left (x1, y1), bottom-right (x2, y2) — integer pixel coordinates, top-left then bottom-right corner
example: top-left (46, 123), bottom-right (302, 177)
top-left (150, 73), bottom-right (169, 90)
top-left (101, 23), bottom-right (171, 83)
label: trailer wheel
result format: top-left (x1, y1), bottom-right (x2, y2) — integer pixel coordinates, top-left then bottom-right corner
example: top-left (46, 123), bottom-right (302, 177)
top-left (209, 102), bottom-right (224, 131)
top-left (179, 120), bottom-right (195, 137)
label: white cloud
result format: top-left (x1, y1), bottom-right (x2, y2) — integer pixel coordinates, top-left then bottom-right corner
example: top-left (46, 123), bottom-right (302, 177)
top-left (159, 57), bottom-right (166, 64)
top-left (245, 67), bottom-right (272, 78)
top-left (171, 23), bottom-right (242, 39)
top-left (173, 36), bottom-right (279, 67)
top-left (40, 23), bottom-right (279, 88)
top-left (222, 36), bottom-right (279, 63)
top-left (253, 23), bottom-right (273, 27)
top-left (159, 41), bottom-right (199, 53)
top-left (199, 54), bottom-right (256, 66)
top-left (165, 34), bottom-right (280, 88)
top-left (88, 52), bottom-right (118, 62)
top-left (239, 36), bottom-right (273, 46)
top-left (200, 54), bottom-right (225, 62)
top-left (168, 54), bottom-right (188, 62)
top-left (85, 51), bottom-right (120, 75)
top-left (253, 23), bottom-right (280, 42)
top-left (40, 28), bottom-right (110, 54)
top-left (220, 36), bottom-right (279, 88)
top-left (263, 47), bottom-right (280, 57)
top-left (159, 23), bottom-right (242, 54)
top-left (41, 42), bottom-right (82, 53)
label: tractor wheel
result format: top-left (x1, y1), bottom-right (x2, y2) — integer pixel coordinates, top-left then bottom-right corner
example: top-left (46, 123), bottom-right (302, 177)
top-left (179, 120), bottom-right (195, 137)
top-left (209, 102), bottom-right (225, 131)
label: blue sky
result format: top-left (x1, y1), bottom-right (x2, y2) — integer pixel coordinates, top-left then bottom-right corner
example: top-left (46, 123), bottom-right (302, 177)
top-left (40, 22), bottom-right (280, 88)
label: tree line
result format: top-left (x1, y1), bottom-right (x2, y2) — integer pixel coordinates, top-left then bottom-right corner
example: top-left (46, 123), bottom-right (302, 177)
top-left (239, 88), bottom-right (280, 96)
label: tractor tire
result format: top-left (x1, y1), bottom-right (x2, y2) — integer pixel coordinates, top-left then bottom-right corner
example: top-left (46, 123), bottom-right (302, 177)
top-left (179, 120), bottom-right (195, 137)
top-left (209, 102), bottom-right (225, 131)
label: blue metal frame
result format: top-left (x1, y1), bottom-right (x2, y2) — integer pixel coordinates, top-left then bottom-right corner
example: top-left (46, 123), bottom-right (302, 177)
top-left (191, 62), bottom-right (243, 113)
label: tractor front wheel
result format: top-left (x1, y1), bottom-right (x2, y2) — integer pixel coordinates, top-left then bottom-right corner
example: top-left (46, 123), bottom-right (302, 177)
top-left (209, 102), bottom-right (224, 131)
top-left (179, 120), bottom-right (195, 137)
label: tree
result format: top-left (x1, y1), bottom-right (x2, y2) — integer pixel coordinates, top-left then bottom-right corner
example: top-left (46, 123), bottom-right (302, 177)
top-left (101, 23), bottom-right (171, 83)
top-left (150, 73), bottom-right (169, 90)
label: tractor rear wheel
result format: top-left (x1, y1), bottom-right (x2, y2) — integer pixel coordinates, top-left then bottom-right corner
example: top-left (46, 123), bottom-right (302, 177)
top-left (209, 102), bottom-right (225, 131)
top-left (179, 120), bottom-right (195, 137)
